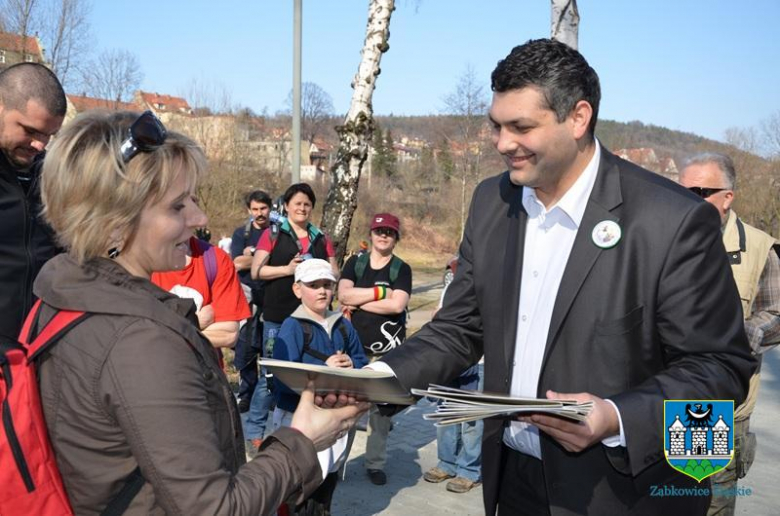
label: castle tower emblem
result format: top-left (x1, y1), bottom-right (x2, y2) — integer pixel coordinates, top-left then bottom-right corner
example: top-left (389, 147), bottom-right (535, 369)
top-left (664, 400), bottom-right (734, 482)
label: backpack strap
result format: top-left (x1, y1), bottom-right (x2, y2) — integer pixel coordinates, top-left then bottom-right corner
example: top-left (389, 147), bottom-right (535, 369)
top-left (355, 254), bottom-right (403, 284)
top-left (336, 321), bottom-right (350, 348)
top-left (243, 217), bottom-right (253, 241)
top-left (193, 239), bottom-right (218, 288)
top-left (354, 253), bottom-right (369, 282)
top-left (298, 320), bottom-right (330, 362)
top-left (388, 255), bottom-right (402, 284)
top-left (20, 300), bottom-right (90, 362)
top-left (99, 466), bottom-right (145, 516)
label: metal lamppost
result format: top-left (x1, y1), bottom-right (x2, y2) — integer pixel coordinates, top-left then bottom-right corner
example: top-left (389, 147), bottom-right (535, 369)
top-left (291, 0), bottom-right (302, 184)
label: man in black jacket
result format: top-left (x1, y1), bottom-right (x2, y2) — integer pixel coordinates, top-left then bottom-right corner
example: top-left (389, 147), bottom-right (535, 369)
top-left (0, 63), bottom-right (66, 339)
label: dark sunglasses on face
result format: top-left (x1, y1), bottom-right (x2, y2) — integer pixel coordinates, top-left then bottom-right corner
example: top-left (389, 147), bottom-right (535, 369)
top-left (372, 228), bottom-right (397, 238)
top-left (119, 110), bottom-right (168, 163)
top-left (687, 186), bottom-right (727, 199)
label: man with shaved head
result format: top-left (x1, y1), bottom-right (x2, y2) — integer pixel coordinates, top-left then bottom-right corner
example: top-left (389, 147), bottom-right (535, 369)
top-left (0, 63), bottom-right (66, 339)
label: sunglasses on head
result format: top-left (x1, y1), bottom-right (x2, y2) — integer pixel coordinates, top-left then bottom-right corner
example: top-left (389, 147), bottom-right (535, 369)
top-left (688, 187), bottom-right (727, 199)
top-left (372, 227), bottom-right (397, 238)
top-left (119, 110), bottom-right (168, 163)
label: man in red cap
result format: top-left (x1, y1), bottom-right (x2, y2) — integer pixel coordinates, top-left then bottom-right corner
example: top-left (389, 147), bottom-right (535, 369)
top-left (338, 213), bottom-right (412, 485)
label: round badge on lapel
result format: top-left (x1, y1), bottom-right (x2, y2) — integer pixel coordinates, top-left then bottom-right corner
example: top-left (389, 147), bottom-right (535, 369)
top-left (591, 220), bottom-right (622, 249)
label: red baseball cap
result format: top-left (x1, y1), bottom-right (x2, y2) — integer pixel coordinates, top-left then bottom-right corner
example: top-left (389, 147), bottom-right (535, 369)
top-left (370, 213), bottom-right (400, 235)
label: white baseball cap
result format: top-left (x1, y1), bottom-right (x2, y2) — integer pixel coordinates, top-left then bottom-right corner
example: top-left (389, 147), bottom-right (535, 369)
top-left (295, 258), bottom-right (336, 284)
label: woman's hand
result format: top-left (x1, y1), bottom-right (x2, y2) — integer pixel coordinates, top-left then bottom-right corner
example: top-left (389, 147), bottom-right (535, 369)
top-left (287, 255), bottom-right (303, 275)
top-left (325, 351), bottom-right (353, 369)
top-left (291, 381), bottom-right (370, 451)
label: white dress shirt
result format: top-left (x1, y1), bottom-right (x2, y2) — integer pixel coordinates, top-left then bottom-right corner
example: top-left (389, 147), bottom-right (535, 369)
top-left (503, 141), bottom-right (625, 459)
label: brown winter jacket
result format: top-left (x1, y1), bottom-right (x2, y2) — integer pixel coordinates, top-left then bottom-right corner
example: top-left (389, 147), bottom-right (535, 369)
top-left (33, 254), bottom-right (322, 515)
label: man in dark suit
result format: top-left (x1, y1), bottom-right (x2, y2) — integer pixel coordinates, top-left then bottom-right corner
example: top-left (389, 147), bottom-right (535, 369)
top-left (377, 39), bottom-right (755, 515)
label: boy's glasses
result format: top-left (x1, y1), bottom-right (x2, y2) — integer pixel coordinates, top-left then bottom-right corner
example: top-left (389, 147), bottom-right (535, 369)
top-left (119, 111), bottom-right (168, 163)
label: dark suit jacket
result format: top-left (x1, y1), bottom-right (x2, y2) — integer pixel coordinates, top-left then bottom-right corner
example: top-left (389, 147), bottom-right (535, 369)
top-left (382, 150), bottom-right (756, 515)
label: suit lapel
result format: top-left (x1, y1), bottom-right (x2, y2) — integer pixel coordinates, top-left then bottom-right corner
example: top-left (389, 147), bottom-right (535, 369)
top-left (540, 152), bottom-right (624, 373)
top-left (502, 178), bottom-right (527, 370)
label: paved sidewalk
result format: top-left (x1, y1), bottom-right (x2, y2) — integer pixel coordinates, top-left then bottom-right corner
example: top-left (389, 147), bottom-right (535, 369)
top-left (332, 399), bottom-right (484, 515)
top-left (332, 282), bottom-right (485, 515)
top-left (734, 348), bottom-right (780, 514)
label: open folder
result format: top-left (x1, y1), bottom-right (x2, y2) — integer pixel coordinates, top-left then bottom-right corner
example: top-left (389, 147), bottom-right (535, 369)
top-left (259, 358), bottom-right (415, 405)
top-left (411, 384), bottom-right (594, 426)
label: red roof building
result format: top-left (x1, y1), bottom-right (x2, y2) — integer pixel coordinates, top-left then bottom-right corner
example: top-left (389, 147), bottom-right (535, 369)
top-left (67, 94), bottom-right (141, 113)
top-left (135, 91), bottom-right (193, 115)
top-left (0, 31), bottom-right (46, 69)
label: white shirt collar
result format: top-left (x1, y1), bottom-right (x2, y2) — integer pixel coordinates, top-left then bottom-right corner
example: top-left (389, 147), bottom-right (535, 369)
top-left (522, 140), bottom-right (602, 228)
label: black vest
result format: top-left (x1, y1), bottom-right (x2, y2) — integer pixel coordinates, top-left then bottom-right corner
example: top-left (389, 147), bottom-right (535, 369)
top-left (262, 230), bottom-right (329, 323)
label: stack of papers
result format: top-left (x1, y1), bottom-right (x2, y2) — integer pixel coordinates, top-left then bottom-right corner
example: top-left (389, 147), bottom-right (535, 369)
top-left (411, 384), bottom-right (594, 426)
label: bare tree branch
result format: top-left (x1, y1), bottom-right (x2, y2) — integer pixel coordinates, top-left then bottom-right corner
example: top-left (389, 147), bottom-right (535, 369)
top-left (78, 48), bottom-right (143, 105)
top-left (441, 65), bottom-right (489, 239)
top-left (285, 82), bottom-right (335, 144)
top-left (2, 0), bottom-right (40, 38)
top-left (41, 0), bottom-right (92, 87)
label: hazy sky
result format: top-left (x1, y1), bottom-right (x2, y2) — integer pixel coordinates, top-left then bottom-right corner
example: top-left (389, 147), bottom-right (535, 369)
top-left (90, 0), bottom-right (780, 143)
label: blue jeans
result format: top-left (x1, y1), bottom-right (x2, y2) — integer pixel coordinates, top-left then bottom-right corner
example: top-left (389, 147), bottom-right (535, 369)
top-left (242, 320), bottom-right (281, 440)
top-left (436, 364), bottom-right (484, 482)
top-left (243, 371), bottom-right (272, 440)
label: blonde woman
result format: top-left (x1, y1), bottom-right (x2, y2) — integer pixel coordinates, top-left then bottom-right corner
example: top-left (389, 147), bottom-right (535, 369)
top-left (33, 110), bottom-right (367, 515)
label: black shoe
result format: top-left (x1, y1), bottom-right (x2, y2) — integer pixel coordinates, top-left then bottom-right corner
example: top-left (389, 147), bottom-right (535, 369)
top-left (367, 469), bottom-right (387, 485)
top-left (237, 398), bottom-right (251, 413)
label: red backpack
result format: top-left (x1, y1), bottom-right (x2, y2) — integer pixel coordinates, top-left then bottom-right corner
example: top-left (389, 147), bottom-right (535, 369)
top-left (0, 301), bottom-right (143, 515)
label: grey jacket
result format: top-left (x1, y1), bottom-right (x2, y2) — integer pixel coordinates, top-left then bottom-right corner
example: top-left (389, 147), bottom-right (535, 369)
top-left (34, 254), bottom-right (322, 515)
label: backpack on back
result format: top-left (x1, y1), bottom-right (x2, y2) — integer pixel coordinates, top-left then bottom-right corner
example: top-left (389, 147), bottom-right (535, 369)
top-left (0, 301), bottom-right (143, 516)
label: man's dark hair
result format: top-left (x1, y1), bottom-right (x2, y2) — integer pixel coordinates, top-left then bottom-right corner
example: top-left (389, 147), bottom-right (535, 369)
top-left (491, 39), bottom-right (601, 137)
top-left (0, 63), bottom-right (67, 116)
top-left (283, 182), bottom-right (316, 208)
top-left (245, 189), bottom-right (272, 208)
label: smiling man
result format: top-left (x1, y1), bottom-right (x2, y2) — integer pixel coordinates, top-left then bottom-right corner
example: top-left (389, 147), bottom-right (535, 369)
top-left (0, 63), bottom-right (66, 339)
top-left (377, 39), bottom-right (755, 515)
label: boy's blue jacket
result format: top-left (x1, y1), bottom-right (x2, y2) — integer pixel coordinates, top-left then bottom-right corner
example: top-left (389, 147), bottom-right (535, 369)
top-left (273, 305), bottom-right (368, 412)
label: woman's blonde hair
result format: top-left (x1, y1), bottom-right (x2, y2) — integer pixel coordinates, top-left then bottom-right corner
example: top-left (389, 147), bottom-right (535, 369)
top-left (41, 110), bottom-right (207, 264)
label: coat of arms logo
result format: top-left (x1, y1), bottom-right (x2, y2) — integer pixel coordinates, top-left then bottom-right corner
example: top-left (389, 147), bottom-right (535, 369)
top-left (664, 400), bottom-right (734, 482)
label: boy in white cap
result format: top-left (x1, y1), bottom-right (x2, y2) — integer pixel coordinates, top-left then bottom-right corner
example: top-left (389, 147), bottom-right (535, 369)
top-left (271, 258), bottom-right (368, 514)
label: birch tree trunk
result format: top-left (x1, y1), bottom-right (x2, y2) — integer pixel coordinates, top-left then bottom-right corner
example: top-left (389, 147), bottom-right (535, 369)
top-left (320, 0), bottom-right (394, 266)
top-left (551, 0), bottom-right (579, 50)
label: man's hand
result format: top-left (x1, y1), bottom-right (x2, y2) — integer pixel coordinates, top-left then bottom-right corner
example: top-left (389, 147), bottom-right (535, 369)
top-left (243, 246), bottom-right (254, 257)
top-left (520, 390), bottom-right (620, 453)
top-left (292, 381), bottom-right (370, 451)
